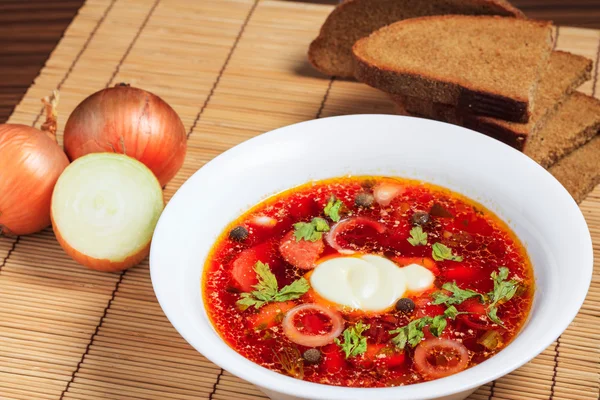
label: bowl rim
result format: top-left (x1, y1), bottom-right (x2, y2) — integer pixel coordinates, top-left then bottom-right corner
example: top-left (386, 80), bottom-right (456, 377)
top-left (150, 114), bottom-right (593, 400)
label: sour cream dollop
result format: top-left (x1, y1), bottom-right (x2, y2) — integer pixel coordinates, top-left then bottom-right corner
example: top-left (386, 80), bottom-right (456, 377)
top-left (310, 254), bottom-right (434, 312)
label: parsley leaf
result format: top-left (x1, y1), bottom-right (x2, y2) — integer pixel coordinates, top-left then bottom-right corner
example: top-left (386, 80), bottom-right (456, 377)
top-left (429, 315), bottom-right (447, 337)
top-left (236, 262), bottom-right (310, 310)
top-left (487, 306), bottom-right (501, 325)
top-left (407, 225), bottom-right (428, 246)
top-left (335, 321), bottom-right (370, 358)
top-left (389, 305), bottom-right (474, 350)
top-left (432, 282), bottom-right (486, 306)
top-left (275, 278), bottom-right (310, 301)
top-left (293, 217), bottom-right (330, 242)
top-left (431, 242), bottom-right (463, 262)
top-left (390, 327), bottom-right (408, 350)
top-left (324, 196), bottom-right (344, 222)
top-left (443, 305), bottom-right (460, 319)
top-left (390, 316), bottom-right (437, 350)
top-left (486, 267), bottom-right (519, 325)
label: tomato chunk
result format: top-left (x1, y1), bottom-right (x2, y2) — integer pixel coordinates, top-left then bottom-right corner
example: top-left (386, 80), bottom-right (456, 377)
top-left (443, 264), bottom-right (488, 284)
top-left (320, 343), bottom-right (347, 373)
top-left (378, 348), bottom-right (406, 368)
top-left (392, 256), bottom-right (440, 276)
top-left (231, 241), bottom-right (280, 292)
top-left (247, 301), bottom-right (296, 330)
top-left (454, 295), bottom-right (491, 330)
top-left (414, 294), bottom-right (445, 318)
top-left (353, 343), bottom-right (406, 369)
top-left (458, 298), bottom-right (486, 314)
top-left (279, 230), bottom-right (324, 270)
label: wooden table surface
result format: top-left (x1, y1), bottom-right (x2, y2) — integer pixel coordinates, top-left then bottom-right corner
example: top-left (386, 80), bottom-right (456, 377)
top-left (1, 0), bottom-right (599, 124)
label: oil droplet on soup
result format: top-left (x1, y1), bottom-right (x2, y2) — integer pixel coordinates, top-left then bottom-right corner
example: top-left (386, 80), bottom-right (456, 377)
top-left (202, 177), bottom-right (533, 388)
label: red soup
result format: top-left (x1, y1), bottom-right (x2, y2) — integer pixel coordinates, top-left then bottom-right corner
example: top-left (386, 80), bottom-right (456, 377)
top-left (202, 177), bottom-right (533, 387)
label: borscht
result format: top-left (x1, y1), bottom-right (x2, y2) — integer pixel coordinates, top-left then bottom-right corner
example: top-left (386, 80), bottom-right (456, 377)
top-left (202, 177), bottom-right (533, 387)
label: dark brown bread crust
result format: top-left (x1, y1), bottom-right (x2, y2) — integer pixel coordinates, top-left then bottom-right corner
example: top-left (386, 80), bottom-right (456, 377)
top-left (390, 51), bottom-right (593, 150)
top-left (393, 103), bottom-right (527, 149)
top-left (353, 15), bottom-right (554, 123)
top-left (463, 115), bottom-right (528, 149)
top-left (308, 0), bottom-right (525, 78)
top-left (359, 58), bottom-right (533, 124)
top-left (396, 94), bottom-right (600, 203)
top-left (395, 51), bottom-right (592, 144)
top-left (549, 136), bottom-right (600, 204)
top-left (524, 93), bottom-right (600, 168)
top-left (395, 91), bottom-right (600, 170)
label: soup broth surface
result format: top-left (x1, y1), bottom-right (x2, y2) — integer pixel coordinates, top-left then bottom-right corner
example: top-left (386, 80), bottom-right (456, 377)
top-left (203, 177), bottom-right (533, 387)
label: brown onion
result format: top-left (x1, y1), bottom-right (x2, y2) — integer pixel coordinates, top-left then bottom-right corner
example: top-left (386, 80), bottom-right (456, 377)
top-left (0, 92), bottom-right (69, 236)
top-left (63, 83), bottom-right (187, 186)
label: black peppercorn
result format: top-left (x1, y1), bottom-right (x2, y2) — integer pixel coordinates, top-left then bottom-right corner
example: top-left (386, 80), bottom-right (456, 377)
top-left (395, 298), bottom-right (415, 314)
top-left (229, 225), bottom-right (249, 242)
top-left (303, 348), bottom-right (321, 364)
top-left (355, 192), bottom-right (375, 208)
top-left (411, 211), bottom-right (430, 226)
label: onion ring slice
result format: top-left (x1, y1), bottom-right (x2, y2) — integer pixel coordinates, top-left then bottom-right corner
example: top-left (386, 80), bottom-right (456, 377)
top-left (282, 303), bottom-right (344, 347)
top-left (414, 338), bottom-right (470, 379)
top-left (325, 217), bottom-right (387, 255)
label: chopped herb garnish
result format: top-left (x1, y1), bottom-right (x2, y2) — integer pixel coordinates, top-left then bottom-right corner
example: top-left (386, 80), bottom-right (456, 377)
top-left (443, 305), bottom-right (469, 320)
top-left (335, 321), bottom-right (369, 358)
top-left (324, 196), bottom-right (344, 222)
top-left (431, 242), bottom-right (463, 262)
top-left (487, 306), bottom-right (502, 325)
top-left (293, 217), bottom-right (330, 242)
top-left (389, 305), bottom-right (471, 350)
top-left (432, 282), bottom-right (486, 306)
top-left (407, 225), bottom-right (428, 246)
top-left (236, 262), bottom-right (310, 310)
top-left (486, 267), bottom-right (519, 325)
top-left (429, 315), bottom-right (447, 337)
top-left (429, 267), bottom-right (519, 325)
top-left (390, 315), bottom-right (441, 350)
top-left (388, 304), bottom-right (472, 350)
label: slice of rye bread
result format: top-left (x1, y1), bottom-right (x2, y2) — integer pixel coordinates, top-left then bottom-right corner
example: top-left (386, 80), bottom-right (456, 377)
top-left (308, 0), bottom-right (524, 78)
top-left (353, 15), bottom-right (555, 123)
top-left (550, 135), bottom-right (600, 204)
top-left (394, 94), bottom-right (600, 203)
top-left (524, 93), bottom-right (600, 168)
top-left (392, 51), bottom-right (593, 149)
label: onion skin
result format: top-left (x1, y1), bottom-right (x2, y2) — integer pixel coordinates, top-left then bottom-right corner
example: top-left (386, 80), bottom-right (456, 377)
top-left (63, 84), bottom-right (187, 187)
top-left (0, 124), bottom-right (69, 236)
top-left (52, 220), bottom-right (151, 272)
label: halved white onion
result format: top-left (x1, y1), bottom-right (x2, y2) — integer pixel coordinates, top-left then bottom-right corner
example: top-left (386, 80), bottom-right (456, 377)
top-left (51, 153), bottom-right (164, 272)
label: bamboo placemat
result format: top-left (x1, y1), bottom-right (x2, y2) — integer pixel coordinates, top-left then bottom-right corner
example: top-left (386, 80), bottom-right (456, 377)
top-left (1, 1), bottom-right (599, 399)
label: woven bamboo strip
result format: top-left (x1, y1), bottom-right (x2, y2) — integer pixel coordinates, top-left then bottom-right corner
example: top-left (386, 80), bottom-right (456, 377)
top-left (53, 1), bottom-right (256, 398)
top-left (0, 0), bottom-right (157, 397)
top-left (70, 376), bottom-right (212, 400)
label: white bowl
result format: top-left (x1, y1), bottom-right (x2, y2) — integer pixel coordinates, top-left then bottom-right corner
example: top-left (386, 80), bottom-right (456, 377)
top-left (150, 114), bottom-right (593, 400)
